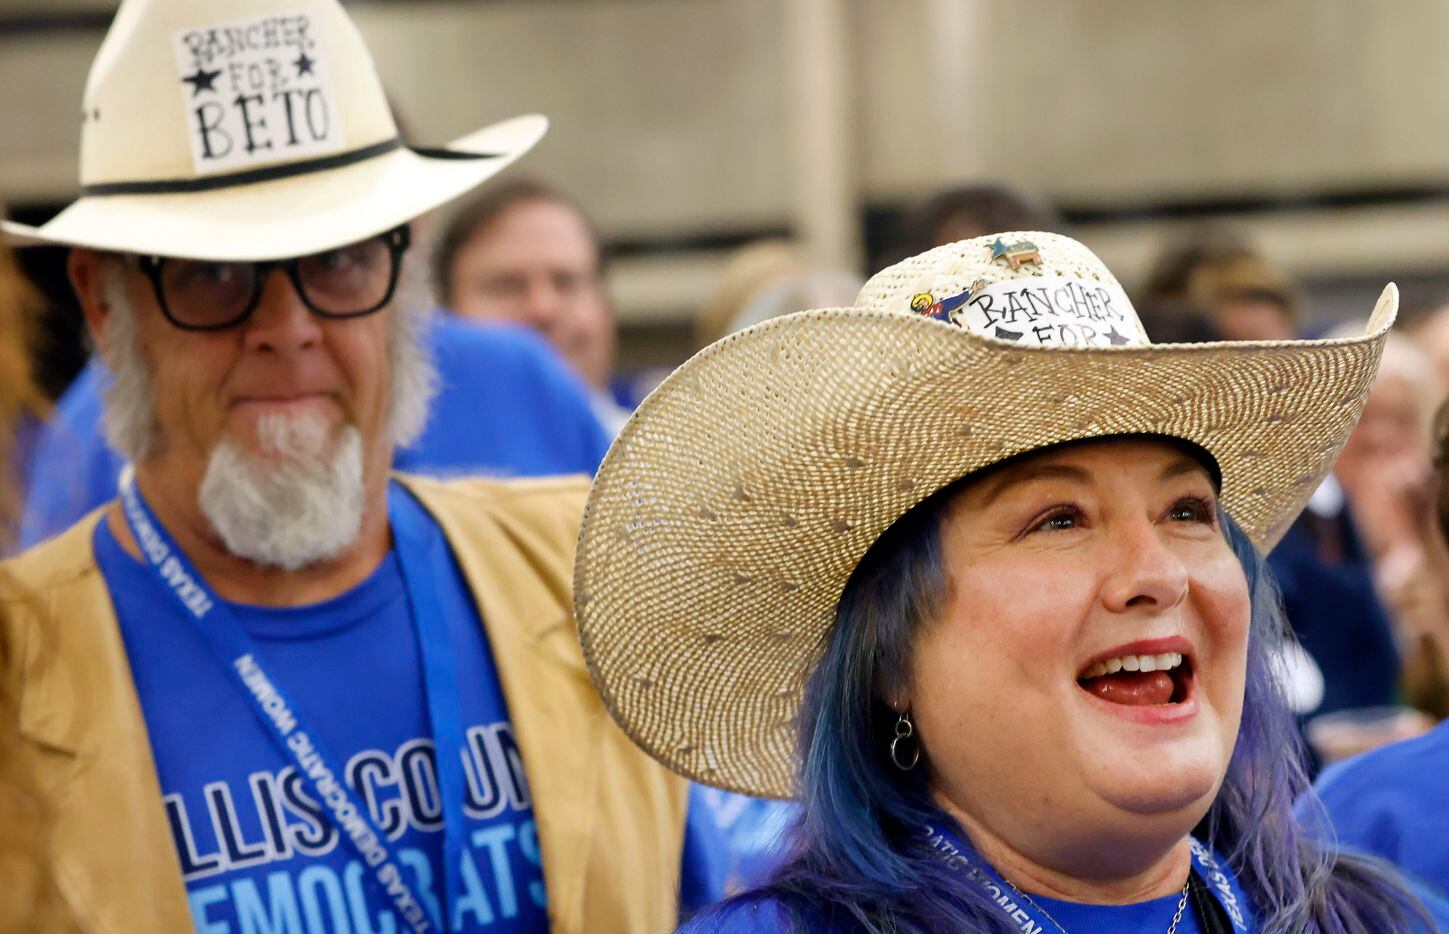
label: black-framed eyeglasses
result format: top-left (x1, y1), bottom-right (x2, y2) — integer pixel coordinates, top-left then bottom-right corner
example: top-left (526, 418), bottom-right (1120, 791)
top-left (137, 225), bottom-right (411, 331)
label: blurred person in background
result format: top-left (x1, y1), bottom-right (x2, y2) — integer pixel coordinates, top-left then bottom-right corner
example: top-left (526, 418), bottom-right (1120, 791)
top-left (696, 239), bottom-right (863, 348)
top-left (696, 240), bottom-right (800, 348)
top-left (1188, 257), bottom-right (1299, 341)
top-left (1133, 236), bottom-right (1241, 345)
top-left (1, 0), bottom-right (694, 930)
top-left (1311, 398), bottom-right (1449, 895)
top-left (0, 231), bottom-right (47, 553)
top-left (0, 226), bottom-right (76, 932)
top-left (1132, 299), bottom-right (1227, 345)
top-left (881, 184), bottom-right (1063, 267)
top-left (1409, 300), bottom-right (1449, 393)
top-left (1142, 233), bottom-right (1408, 766)
top-left (1326, 324), bottom-right (1449, 719)
top-left (1141, 231), bottom-right (1301, 342)
top-left (434, 178), bottom-right (632, 433)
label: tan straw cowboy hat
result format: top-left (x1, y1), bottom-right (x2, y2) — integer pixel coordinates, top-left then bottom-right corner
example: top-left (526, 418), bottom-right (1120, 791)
top-left (574, 231), bottom-right (1397, 799)
top-left (3, 0), bottom-right (544, 261)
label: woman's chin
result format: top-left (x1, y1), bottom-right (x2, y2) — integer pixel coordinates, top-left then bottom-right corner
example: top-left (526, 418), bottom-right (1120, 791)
top-left (1108, 776), bottom-right (1219, 825)
top-left (1079, 748), bottom-right (1224, 821)
top-left (1066, 696), bottom-right (1233, 819)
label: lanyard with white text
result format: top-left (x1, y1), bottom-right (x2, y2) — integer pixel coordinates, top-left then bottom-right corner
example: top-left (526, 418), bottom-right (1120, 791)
top-left (119, 475), bottom-right (468, 933)
top-left (920, 822), bottom-right (1246, 933)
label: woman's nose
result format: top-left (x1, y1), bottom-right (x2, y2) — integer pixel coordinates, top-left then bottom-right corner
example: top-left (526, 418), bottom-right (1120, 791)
top-left (1098, 520), bottom-right (1190, 614)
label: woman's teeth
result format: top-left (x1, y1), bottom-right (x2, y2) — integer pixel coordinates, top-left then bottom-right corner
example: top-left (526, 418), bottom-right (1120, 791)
top-left (1080, 652), bottom-right (1184, 681)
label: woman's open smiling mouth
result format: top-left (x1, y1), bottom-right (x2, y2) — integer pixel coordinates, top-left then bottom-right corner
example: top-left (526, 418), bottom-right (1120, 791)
top-left (1076, 638), bottom-right (1199, 725)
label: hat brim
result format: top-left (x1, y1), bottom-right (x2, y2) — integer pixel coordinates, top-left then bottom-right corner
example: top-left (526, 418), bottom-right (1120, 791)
top-left (573, 284), bottom-right (1398, 799)
top-left (2, 114), bottom-right (546, 261)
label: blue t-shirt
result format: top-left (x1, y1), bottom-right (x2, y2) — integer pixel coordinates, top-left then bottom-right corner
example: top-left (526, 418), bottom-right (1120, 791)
top-left (1311, 719), bottom-right (1449, 897)
top-left (20, 314), bottom-right (611, 548)
top-left (400, 317), bottom-right (611, 479)
top-left (1267, 510), bottom-right (1400, 718)
top-left (95, 484), bottom-right (550, 932)
top-left (680, 787), bottom-right (797, 912)
top-left (688, 886), bottom-right (1242, 934)
top-left (692, 882), bottom-right (1449, 934)
top-left (685, 838), bottom-right (1257, 933)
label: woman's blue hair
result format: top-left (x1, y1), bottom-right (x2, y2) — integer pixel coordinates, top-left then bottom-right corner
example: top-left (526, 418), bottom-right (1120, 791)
top-left (691, 479), bottom-right (1430, 933)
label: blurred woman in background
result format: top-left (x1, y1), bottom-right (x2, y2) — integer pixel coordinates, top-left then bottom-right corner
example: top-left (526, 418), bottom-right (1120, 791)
top-left (0, 230), bottom-right (46, 552)
top-left (1328, 326), bottom-right (1449, 718)
top-left (1144, 232), bottom-right (1419, 763)
top-left (0, 231), bottom-right (74, 931)
top-left (1312, 399), bottom-right (1449, 897)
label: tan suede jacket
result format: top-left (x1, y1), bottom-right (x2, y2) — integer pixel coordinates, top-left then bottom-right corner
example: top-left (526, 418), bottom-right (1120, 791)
top-left (1, 474), bottom-right (688, 933)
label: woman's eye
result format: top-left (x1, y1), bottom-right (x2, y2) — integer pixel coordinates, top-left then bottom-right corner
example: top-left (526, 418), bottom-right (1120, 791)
top-left (1030, 507), bottom-right (1082, 533)
top-left (1167, 497), bottom-right (1215, 524)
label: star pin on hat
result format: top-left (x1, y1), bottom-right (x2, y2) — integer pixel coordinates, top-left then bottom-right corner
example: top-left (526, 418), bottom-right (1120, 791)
top-left (3, 0), bottom-right (545, 261)
top-left (573, 231), bottom-right (1398, 798)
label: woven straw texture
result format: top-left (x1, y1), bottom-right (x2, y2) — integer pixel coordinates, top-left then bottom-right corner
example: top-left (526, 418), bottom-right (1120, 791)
top-left (574, 234), bottom-right (1396, 800)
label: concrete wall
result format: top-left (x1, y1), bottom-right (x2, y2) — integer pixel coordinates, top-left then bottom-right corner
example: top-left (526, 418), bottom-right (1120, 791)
top-left (857, 0), bottom-right (1449, 202)
top-left (4, 0), bottom-right (1449, 329)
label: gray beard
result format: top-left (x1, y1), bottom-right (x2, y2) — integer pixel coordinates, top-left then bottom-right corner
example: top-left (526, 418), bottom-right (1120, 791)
top-left (197, 411), bottom-right (366, 571)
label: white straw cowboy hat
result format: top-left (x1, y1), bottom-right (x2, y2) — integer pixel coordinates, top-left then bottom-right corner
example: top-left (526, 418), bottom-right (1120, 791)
top-left (3, 0), bottom-right (544, 261)
top-left (574, 231), bottom-right (1397, 799)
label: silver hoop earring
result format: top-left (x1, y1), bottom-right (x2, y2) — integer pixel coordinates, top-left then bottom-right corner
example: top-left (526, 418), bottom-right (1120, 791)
top-left (890, 709), bottom-right (920, 771)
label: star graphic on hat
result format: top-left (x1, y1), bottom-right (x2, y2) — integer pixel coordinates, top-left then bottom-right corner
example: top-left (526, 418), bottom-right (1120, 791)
top-left (294, 51), bottom-right (316, 77)
top-left (180, 67), bottom-right (221, 96)
top-left (1105, 325), bottom-right (1132, 345)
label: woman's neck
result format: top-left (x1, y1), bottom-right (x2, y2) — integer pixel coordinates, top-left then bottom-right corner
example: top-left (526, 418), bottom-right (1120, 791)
top-left (934, 793), bottom-right (1193, 905)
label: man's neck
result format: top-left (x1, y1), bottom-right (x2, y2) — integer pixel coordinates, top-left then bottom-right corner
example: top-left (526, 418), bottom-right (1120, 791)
top-left (936, 794), bottom-right (1192, 906)
top-left (107, 466), bottom-right (393, 607)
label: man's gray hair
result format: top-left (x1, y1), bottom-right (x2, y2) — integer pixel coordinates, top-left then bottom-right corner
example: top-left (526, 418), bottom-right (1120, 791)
top-left (98, 263), bottom-right (158, 461)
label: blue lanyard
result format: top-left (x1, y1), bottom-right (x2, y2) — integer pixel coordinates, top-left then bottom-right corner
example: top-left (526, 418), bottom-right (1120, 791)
top-left (920, 823), bottom-right (1248, 932)
top-left (119, 474), bottom-right (468, 933)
